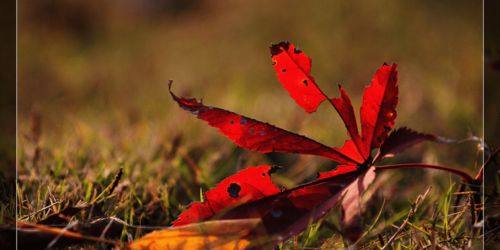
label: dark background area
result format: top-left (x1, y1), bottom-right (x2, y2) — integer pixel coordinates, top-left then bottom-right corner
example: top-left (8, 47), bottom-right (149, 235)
top-left (0, 0), bottom-right (17, 249)
top-left (0, 0), bottom-right (16, 178)
top-left (485, 0), bottom-right (500, 248)
top-left (0, 0), bottom-right (16, 214)
top-left (485, 0), bottom-right (500, 148)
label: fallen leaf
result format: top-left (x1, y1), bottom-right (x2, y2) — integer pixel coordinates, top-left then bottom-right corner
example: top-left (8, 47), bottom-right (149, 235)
top-left (130, 219), bottom-right (261, 250)
top-left (169, 42), bottom-right (448, 245)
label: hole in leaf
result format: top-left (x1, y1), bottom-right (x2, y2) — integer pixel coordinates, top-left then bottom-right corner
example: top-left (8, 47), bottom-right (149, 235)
top-left (227, 183), bottom-right (241, 198)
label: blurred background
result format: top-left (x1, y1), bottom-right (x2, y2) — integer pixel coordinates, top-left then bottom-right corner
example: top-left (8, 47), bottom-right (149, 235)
top-left (17, 0), bottom-right (483, 236)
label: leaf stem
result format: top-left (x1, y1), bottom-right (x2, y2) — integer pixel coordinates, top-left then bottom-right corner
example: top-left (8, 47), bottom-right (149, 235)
top-left (375, 163), bottom-right (475, 184)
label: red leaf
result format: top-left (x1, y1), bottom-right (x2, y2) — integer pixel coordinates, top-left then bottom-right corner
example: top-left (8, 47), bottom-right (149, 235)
top-left (173, 166), bottom-right (361, 229)
top-left (169, 43), bottom-right (405, 246)
top-left (280, 165), bottom-right (358, 211)
top-left (216, 165), bottom-right (365, 243)
top-left (170, 84), bottom-right (358, 165)
top-left (331, 85), bottom-right (367, 161)
top-left (360, 63), bottom-right (398, 153)
top-left (270, 41), bottom-right (328, 113)
top-left (331, 86), bottom-right (360, 141)
top-left (336, 140), bottom-right (364, 165)
top-left (173, 166), bottom-right (280, 226)
top-left (377, 127), bottom-right (453, 160)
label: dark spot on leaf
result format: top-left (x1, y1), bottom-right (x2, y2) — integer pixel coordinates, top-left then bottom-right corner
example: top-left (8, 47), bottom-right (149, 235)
top-left (303, 80), bottom-right (308, 86)
top-left (282, 68), bottom-right (287, 72)
top-left (270, 41), bottom-right (290, 56)
top-left (262, 173), bottom-right (266, 177)
top-left (383, 125), bottom-right (391, 131)
top-left (227, 183), bottom-right (241, 198)
top-left (260, 131), bottom-right (266, 136)
top-left (271, 210), bottom-right (283, 218)
top-left (230, 120), bottom-right (234, 124)
top-left (240, 118), bottom-right (247, 125)
top-left (249, 129), bottom-right (255, 134)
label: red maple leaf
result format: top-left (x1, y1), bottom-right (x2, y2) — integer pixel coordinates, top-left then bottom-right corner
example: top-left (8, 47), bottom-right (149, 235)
top-left (171, 42), bottom-right (397, 169)
top-left (168, 41), bottom-right (448, 244)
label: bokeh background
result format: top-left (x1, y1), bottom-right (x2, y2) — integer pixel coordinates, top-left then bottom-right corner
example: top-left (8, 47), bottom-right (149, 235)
top-left (19, 0), bottom-right (482, 160)
top-left (17, 0), bottom-right (483, 246)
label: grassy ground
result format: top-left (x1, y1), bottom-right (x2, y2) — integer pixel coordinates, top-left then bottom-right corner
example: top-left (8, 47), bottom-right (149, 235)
top-left (15, 0), bottom-right (485, 249)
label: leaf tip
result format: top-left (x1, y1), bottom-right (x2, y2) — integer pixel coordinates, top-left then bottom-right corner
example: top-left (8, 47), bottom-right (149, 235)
top-left (270, 41), bottom-right (290, 56)
top-left (168, 80), bottom-right (178, 98)
top-left (381, 62), bottom-right (398, 70)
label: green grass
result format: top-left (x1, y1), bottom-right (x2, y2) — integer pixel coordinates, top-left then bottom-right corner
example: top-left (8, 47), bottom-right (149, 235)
top-left (15, 121), bottom-right (485, 248)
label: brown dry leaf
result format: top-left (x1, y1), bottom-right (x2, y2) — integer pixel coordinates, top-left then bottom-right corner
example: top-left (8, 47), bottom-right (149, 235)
top-left (16, 220), bottom-right (119, 249)
top-left (129, 218), bottom-right (261, 250)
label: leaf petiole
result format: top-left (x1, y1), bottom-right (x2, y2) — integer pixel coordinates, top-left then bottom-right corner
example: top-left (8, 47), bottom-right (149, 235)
top-left (374, 163), bottom-right (476, 184)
